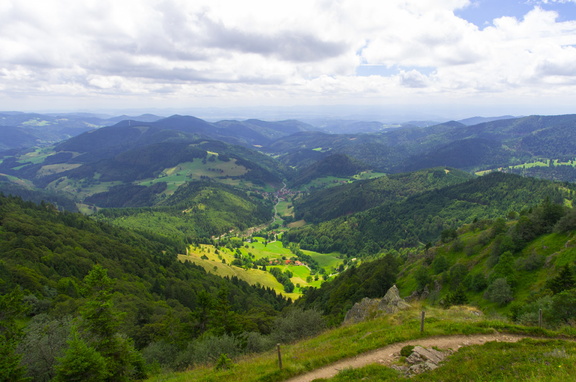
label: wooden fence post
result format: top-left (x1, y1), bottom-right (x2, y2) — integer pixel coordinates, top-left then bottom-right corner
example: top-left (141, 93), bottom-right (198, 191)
top-left (539, 309), bottom-right (543, 328)
top-left (420, 310), bottom-right (426, 333)
top-left (277, 343), bottom-right (283, 369)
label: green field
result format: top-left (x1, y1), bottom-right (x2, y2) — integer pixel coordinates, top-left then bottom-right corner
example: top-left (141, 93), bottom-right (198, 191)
top-left (352, 170), bottom-right (386, 180)
top-left (476, 158), bottom-right (576, 175)
top-left (299, 171), bottom-right (386, 192)
top-left (183, 238), bottom-right (344, 297)
top-left (275, 200), bottom-right (294, 218)
top-left (136, 158), bottom-right (268, 195)
top-left (18, 147), bottom-right (58, 164)
top-left (46, 177), bottom-right (122, 200)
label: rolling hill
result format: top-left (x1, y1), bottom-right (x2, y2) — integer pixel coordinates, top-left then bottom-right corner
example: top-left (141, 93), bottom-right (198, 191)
top-left (285, 172), bottom-right (575, 256)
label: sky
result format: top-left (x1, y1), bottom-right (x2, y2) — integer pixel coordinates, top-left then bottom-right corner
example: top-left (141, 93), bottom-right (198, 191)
top-left (1, 0), bottom-right (576, 120)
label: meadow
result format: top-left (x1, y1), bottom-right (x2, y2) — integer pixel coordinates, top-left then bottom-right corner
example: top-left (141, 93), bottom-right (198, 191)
top-left (183, 237), bottom-right (344, 298)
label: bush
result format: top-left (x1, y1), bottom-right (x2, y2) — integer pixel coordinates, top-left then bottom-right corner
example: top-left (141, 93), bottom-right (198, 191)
top-left (484, 278), bottom-right (513, 306)
top-left (551, 289), bottom-right (576, 324)
top-left (271, 308), bottom-right (325, 344)
top-left (174, 334), bottom-right (243, 370)
top-left (464, 273), bottom-right (487, 292)
top-left (515, 296), bottom-right (553, 326)
top-left (242, 332), bottom-right (274, 354)
top-left (400, 345), bottom-right (415, 357)
top-left (214, 354), bottom-right (234, 370)
top-left (141, 341), bottom-right (180, 371)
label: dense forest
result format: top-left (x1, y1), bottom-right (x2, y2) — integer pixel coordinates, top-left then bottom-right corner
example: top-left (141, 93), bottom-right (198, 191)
top-left (0, 194), bottom-right (295, 381)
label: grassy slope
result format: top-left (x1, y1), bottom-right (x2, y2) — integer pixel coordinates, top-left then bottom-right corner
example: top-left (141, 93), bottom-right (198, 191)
top-left (326, 338), bottom-right (576, 381)
top-left (147, 304), bottom-right (576, 382)
top-left (182, 241), bottom-right (343, 299)
top-left (395, 223), bottom-right (576, 315)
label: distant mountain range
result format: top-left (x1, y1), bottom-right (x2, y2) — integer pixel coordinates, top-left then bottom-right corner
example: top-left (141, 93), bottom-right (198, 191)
top-left (2, 111), bottom-right (576, 216)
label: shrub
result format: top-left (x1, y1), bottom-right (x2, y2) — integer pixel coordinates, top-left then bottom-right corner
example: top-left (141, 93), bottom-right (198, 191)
top-left (174, 334), bottom-right (243, 370)
top-left (484, 278), bottom-right (513, 306)
top-left (271, 308), bottom-right (325, 344)
top-left (400, 345), bottom-right (415, 357)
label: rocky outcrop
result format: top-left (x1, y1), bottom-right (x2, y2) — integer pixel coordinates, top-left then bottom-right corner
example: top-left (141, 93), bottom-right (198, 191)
top-left (344, 285), bottom-right (411, 323)
top-left (392, 346), bottom-right (451, 376)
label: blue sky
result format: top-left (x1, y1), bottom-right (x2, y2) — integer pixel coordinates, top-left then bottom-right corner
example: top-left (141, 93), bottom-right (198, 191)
top-left (1, 0), bottom-right (576, 120)
top-left (456, 0), bottom-right (576, 26)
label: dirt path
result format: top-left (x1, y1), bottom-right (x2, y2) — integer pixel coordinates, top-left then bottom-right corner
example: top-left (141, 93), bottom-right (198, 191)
top-left (285, 333), bottom-right (530, 382)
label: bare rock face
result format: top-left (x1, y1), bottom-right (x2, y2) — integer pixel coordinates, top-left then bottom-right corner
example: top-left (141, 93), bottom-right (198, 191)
top-left (379, 285), bottom-right (412, 314)
top-left (344, 285), bottom-right (411, 323)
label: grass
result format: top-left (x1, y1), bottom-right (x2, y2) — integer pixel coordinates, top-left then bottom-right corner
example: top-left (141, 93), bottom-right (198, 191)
top-left (177, 254), bottom-right (299, 299)
top-left (146, 304), bottom-right (576, 382)
top-left (475, 158), bottom-right (576, 176)
top-left (18, 147), bottom-right (57, 164)
top-left (183, 241), bottom-right (344, 296)
top-left (136, 158), bottom-right (267, 195)
top-left (325, 339), bottom-right (576, 381)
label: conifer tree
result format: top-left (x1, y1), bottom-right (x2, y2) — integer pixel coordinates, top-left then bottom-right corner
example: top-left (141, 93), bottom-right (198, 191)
top-left (0, 287), bottom-right (29, 381)
top-left (57, 265), bottom-right (147, 381)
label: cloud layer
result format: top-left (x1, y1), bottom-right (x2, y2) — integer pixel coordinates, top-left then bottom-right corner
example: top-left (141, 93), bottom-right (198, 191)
top-left (1, 0), bottom-right (576, 114)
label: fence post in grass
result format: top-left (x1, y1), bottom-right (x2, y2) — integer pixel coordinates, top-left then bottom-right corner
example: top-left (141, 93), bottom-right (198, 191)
top-left (539, 309), bottom-right (543, 328)
top-left (277, 343), bottom-right (283, 369)
top-left (420, 310), bottom-right (426, 333)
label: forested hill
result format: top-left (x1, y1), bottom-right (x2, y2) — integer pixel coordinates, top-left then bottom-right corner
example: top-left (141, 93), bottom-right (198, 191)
top-left (94, 181), bottom-right (273, 245)
top-left (0, 193), bottom-right (290, 380)
top-left (284, 172), bottom-right (576, 256)
top-left (296, 196), bottom-right (576, 326)
top-left (293, 167), bottom-right (474, 223)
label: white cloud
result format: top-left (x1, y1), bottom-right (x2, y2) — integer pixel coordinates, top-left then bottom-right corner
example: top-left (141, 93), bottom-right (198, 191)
top-left (0, 0), bottom-right (575, 114)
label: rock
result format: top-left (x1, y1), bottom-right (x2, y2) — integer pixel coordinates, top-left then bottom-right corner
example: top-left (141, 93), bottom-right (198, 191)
top-left (378, 285), bottom-right (412, 314)
top-left (344, 285), bottom-right (411, 323)
top-left (400, 346), bottom-right (451, 377)
top-left (406, 346), bottom-right (445, 365)
top-left (343, 297), bottom-right (381, 323)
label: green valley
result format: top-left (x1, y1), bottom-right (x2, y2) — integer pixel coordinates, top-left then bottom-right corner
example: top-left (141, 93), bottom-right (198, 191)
top-left (4, 112), bottom-right (576, 381)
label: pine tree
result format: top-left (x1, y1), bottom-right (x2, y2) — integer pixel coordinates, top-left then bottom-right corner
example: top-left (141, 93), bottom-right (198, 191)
top-left (76, 265), bottom-right (146, 381)
top-left (53, 330), bottom-right (108, 382)
top-left (0, 288), bottom-right (29, 381)
top-left (548, 265), bottom-right (575, 294)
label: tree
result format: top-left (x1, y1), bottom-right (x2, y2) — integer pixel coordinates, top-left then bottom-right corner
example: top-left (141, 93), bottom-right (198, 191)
top-left (432, 255), bottom-right (449, 274)
top-left (414, 266), bottom-right (431, 292)
top-left (73, 265), bottom-right (146, 381)
top-left (547, 265), bottom-right (575, 294)
top-left (53, 330), bottom-right (108, 382)
top-left (0, 287), bottom-right (29, 382)
top-left (551, 289), bottom-right (576, 324)
top-left (484, 278), bottom-right (513, 306)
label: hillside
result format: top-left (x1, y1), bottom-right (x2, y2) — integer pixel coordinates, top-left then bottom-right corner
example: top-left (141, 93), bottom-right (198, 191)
top-left (0, 193), bottom-right (291, 380)
top-left (0, 135), bottom-right (287, 207)
top-left (146, 303), bottom-right (576, 382)
top-left (393, 198), bottom-right (576, 316)
top-left (289, 153), bottom-right (368, 188)
top-left (94, 181), bottom-right (273, 244)
top-left (285, 172), bottom-right (575, 256)
top-left (293, 167), bottom-right (474, 223)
